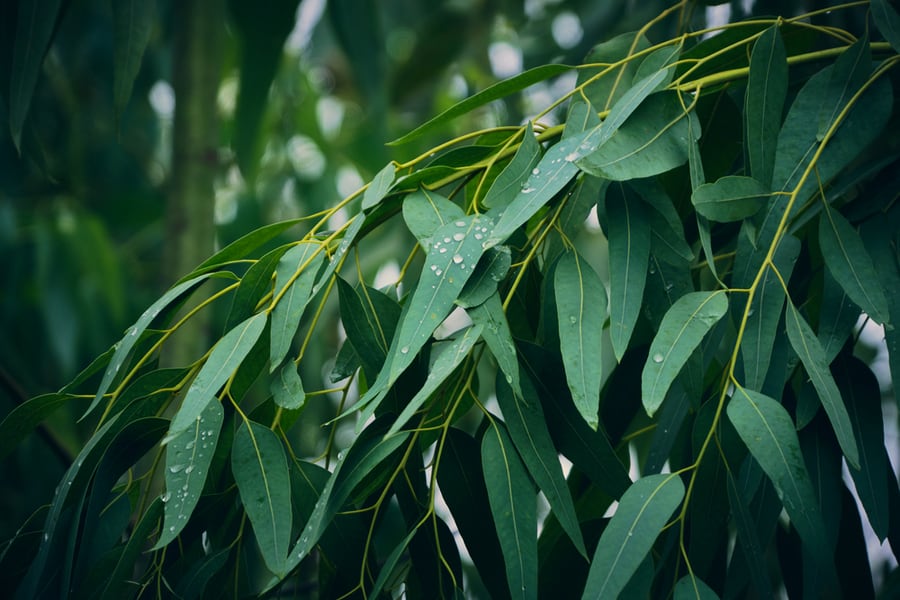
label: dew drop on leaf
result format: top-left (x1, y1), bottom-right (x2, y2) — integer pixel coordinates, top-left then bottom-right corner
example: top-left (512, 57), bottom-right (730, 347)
top-left (453, 232), bottom-right (465, 241)
top-left (652, 353), bottom-right (664, 363)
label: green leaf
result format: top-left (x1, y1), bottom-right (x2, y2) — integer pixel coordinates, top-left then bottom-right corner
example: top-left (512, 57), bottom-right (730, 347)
top-left (482, 423), bottom-right (537, 600)
top-left (167, 312), bottom-right (267, 440)
top-left (496, 374), bottom-right (587, 558)
top-left (98, 499), bottom-right (163, 600)
top-left (456, 245), bottom-right (512, 308)
top-left (784, 302), bottom-right (860, 469)
top-left (224, 244), bottom-right (289, 330)
top-left (642, 291), bottom-right (728, 417)
top-left (271, 361), bottom-right (305, 410)
top-left (385, 324), bottom-right (483, 436)
top-left (607, 188), bottom-right (650, 361)
top-left (816, 35), bottom-right (871, 141)
top-left (634, 41), bottom-right (682, 88)
top-left (232, 420), bottom-right (292, 575)
top-left (674, 574), bottom-right (719, 600)
top-left (173, 549), bottom-right (230, 600)
top-left (482, 123), bottom-right (542, 209)
top-left (581, 473), bottom-right (684, 599)
top-left (577, 32), bottom-right (651, 111)
top-left (745, 25), bottom-right (787, 186)
top-left (8, 0), bottom-right (63, 150)
top-left (336, 277), bottom-right (401, 377)
top-left (469, 292), bottom-right (523, 402)
top-left (402, 189), bottom-right (466, 251)
top-left (577, 92), bottom-right (701, 181)
top-left (155, 399), bottom-right (224, 549)
top-left (726, 471), bottom-right (774, 597)
top-left (369, 527), bottom-right (418, 598)
top-left (555, 250), bottom-right (606, 429)
top-left (389, 64), bottom-right (572, 145)
top-left (726, 388), bottom-right (831, 568)
top-left (362, 162), bottom-right (396, 211)
top-left (691, 176), bottom-right (769, 222)
top-left (85, 273), bottom-right (212, 419)
top-left (818, 208), bottom-right (890, 325)
top-left (270, 242), bottom-right (324, 370)
top-left (817, 268), bottom-right (860, 364)
top-left (0, 393), bottom-right (78, 460)
top-left (872, 0), bottom-right (900, 52)
top-left (112, 0), bottom-right (156, 121)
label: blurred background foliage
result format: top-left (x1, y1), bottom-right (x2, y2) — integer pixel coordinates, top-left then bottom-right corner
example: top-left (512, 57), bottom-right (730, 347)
top-left (0, 0), bottom-right (881, 553)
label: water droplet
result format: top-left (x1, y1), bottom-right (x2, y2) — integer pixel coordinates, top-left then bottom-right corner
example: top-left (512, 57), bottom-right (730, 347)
top-left (169, 464), bottom-right (185, 473)
top-left (430, 264), bottom-right (438, 271)
top-left (747, 308), bottom-right (755, 317)
top-left (565, 151), bottom-right (579, 162)
top-left (434, 268), bottom-right (443, 276)
top-left (652, 353), bottom-right (664, 363)
top-left (648, 264), bottom-right (657, 274)
top-left (400, 346), bottom-right (410, 354)
top-left (455, 220), bottom-right (466, 227)
top-left (452, 232), bottom-right (465, 241)
top-left (439, 247), bottom-right (448, 253)
top-left (505, 374), bottom-right (513, 384)
top-left (531, 167), bottom-right (540, 175)
top-left (185, 440), bottom-right (195, 450)
top-left (43, 533), bottom-right (49, 542)
top-left (161, 492), bottom-right (171, 502)
top-left (443, 237), bottom-right (452, 244)
top-left (474, 233), bottom-right (483, 240)
top-left (664, 282), bottom-right (674, 292)
top-left (568, 316), bottom-right (577, 324)
top-left (521, 187), bottom-right (535, 194)
top-left (169, 526), bottom-right (176, 533)
top-left (452, 254), bottom-right (463, 264)
top-left (184, 465), bottom-right (194, 475)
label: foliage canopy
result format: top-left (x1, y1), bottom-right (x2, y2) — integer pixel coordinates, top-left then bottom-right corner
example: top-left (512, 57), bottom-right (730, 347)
top-left (3, 1), bottom-right (900, 598)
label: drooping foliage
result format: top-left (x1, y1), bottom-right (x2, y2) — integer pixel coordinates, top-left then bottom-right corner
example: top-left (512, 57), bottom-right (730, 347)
top-left (3, 1), bottom-right (900, 598)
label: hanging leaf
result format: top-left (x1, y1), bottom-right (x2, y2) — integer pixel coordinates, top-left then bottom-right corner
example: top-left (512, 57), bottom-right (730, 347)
top-left (402, 189), bottom-right (466, 250)
top-left (555, 250), bottom-right (606, 429)
top-left (224, 245), bottom-right (289, 330)
top-left (816, 35), bottom-right (871, 141)
top-left (456, 245), bottom-right (512, 308)
top-left (112, 0), bottom-right (156, 121)
top-left (155, 400), bottom-right (224, 549)
top-left (270, 242), bottom-right (324, 371)
top-left (784, 302), bottom-right (859, 469)
top-left (482, 423), bottom-right (537, 600)
top-left (817, 269), bottom-right (861, 364)
top-left (0, 393), bottom-right (78, 460)
top-left (469, 292), bottom-right (523, 402)
top-left (166, 312), bottom-right (267, 441)
top-left (232, 420), bottom-right (292, 576)
top-left (745, 25), bottom-right (787, 186)
top-left (818, 209), bottom-right (890, 325)
top-left (727, 388), bottom-right (831, 569)
top-left (271, 361), bottom-right (305, 410)
top-left (482, 123), bottom-right (542, 210)
top-left (98, 499), bottom-right (164, 599)
top-left (581, 473), bottom-right (685, 599)
top-left (726, 471), bottom-right (774, 597)
top-left (361, 162), bottom-right (396, 211)
top-left (642, 291), bottom-right (728, 417)
top-left (691, 176), bottom-right (769, 222)
top-left (872, 0), bottom-right (900, 52)
top-left (607, 187), bottom-right (651, 361)
top-left (336, 277), bottom-right (401, 377)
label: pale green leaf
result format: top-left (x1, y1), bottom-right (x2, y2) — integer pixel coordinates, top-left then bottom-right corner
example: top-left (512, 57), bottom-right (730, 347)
top-left (482, 122), bottom-right (541, 209)
top-left (482, 423), bottom-right (537, 600)
top-left (872, 0), bottom-right (900, 52)
top-left (691, 176), bottom-right (769, 222)
top-left (232, 420), bottom-right (292, 575)
top-left (385, 324), bottom-right (483, 437)
top-left (271, 362), bottom-right (305, 410)
top-left (577, 92), bottom-right (701, 181)
top-left (112, 0), bottom-right (156, 120)
top-left (607, 189), bottom-right (650, 361)
top-left (555, 250), bottom-right (606, 429)
top-left (674, 574), bottom-right (719, 600)
top-left (745, 25), bottom-right (787, 186)
top-left (389, 64), bottom-right (572, 145)
top-left (155, 400), bottom-right (224, 549)
top-left (362, 162), bottom-right (396, 211)
top-left (581, 474), bottom-right (684, 599)
top-left (727, 388), bottom-right (831, 568)
top-left (402, 189), bottom-right (466, 251)
top-left (270, 242), bottom-right (324, 371)
top-left (642, 291), bottom-right (728, 416)
top-left (818, 208), bottom-right (890, 325)
top-left (167, 312), bottom-right (267, 440)
top-left (785, 302), bottom-right (860, 468)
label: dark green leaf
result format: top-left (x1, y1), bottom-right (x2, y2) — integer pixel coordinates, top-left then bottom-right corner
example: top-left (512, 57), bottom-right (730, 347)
top-left (456, 246), bottom-right (512, 308)
top-left (634, 41), bottom-right (682, 88)
top-left (581, 474), bottom-right (684, 599)
top-left (816, 35), bottom-right (871, 141)
top-left (817, 268), bottom-right (860, 364)
top-left (555, 250), bottom-right (606, 429)
top-left (483, 123), bottom-right (542, 210)
top-left (674, 574), bottom-right (719, 600)
top-left (691, 176), bottom-right (769, 222)
top-left (174, 549), bottom-right (230, 600)
top-left (336, 277), bottom-right (401, 377)
top-left (232, 420), bottom-right (292, 575)
top-left (402, 189), bottom-right (466, 251)
top-left (0, 393), bottom-right (78, 460)
top-left (155, 399), bottom-right (224, 548)
top-left (872, 0), bottom-right (900, 52)
top-left (98, 499), bottom-right (163, 600)
top-left (224, 244), bottom-right (289, 330)
top-left (469, 292), bottom-right (523, 403)
top-left (112, 0), bottom-right (156, 120)
top-left (577, 32), bottom-right (651, 111)
top-left (642, 291), bottom-right (728, 416)
top-left (270, 242), bottom-right (324, 370)
top-left (482, 423), bottom-right (537, 600)
top-left (745, 26), bottom-right (787, 186)
top-left (726, 471), bottom-right (774, 597)
top-left (784, 302), bottom-right (859, 468)
top-left (271, 361), bottom-right (305, 410)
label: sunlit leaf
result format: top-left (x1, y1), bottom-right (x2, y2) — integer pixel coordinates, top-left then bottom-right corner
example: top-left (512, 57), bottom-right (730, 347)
top-left (482, 423), bottom-right (537, 600)
top-left (818, 208), bottom-right (890, 325)
top-left (270, 242), bottom-right (324, 371)
top-left (642, 291), bottom-right (728, 416)
top-left (555, 250), bottom-right (606, 429)
top-left (727, 388), bottom-right (831, 568)
top-left (691, 176), bottom-right (769, 222)
top-left (232, 420), bottom-right (292, 575)
top-left (581, 473), bottom-right (685, 599)
top-left (167, 312), bottom-right (267, 440)
top-left (784, 302), bottom-right (859, 469)
top-left (112, 0), bottom-right (156, 121)
top-left (745, 25), bottom-right (787, 186)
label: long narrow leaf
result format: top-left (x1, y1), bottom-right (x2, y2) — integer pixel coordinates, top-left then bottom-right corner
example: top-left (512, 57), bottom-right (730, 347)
top-left (745, 25), bottom-right (787, 186)
top-left (607, 189), bottom-right (650, 361)
top-left (270, 242), bottom-right (324, 370)
top-left (112, 0), bottom-right (156, 120)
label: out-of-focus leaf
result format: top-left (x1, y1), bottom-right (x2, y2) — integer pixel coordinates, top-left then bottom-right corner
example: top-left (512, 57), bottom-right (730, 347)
top-left (112, 0), bottom-right (156, 120)
top-left (872, 0), bottom-right (900, 52)
top-left (232, 420), bottom-right (292, 575)
top-left (270, 242), bottom-right (324, 371)
top-left (745, 25), bottom-right (787, 186)
top-left (606, 187), bottom-right (650, 361)
top-left (691, 176), bottom-right (769, 222)
top-left (496, 374), bottom-right (586, 557)
top-left (369, 527), bottom-right (418, 598)
top-left (784, 302), bottom-right (859, 469)
top-left (482, 123), bottom-right (541, 210)
top-left (581, 474), bottom-right (684, 599)
top-left (577, 92), bottom-right (701, 181)
top-left (555, 250), bottom-right (606, 429)
top-left (9, 0), bottom-right (63, 150)
top-left (642, 291), bottom-right (728, 416)
top-left (402, 189), bottom-right (465, 251)
top-left (271, 361), bottom-right (305, 410)
top-left (166, 312), bottom-right (267, 440)
top-left (674, 574), bottom-right (719, 600)
top-left (389, 65), bottom-right (572, 145)
top-left (818, 209), bottom-right (889, 325)
top-left (173, 549), bottom-right (230, 600)
top-left (727, 388), bottom-right (831, 569)
top-left (155, 399), bottom-right (224, 549)
top-left (0, 393), bottom-right (78, 460)
top-left (482, 423), bottom-right (537, 600)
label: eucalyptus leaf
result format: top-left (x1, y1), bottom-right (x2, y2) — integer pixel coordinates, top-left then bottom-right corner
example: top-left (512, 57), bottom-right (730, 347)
top-left (270, 242), bottom-right (325, 371)
top-left (0, 393), bottom-right (78, 460)
top-left (607, 188), bottom-right (650, 361)
top-left (674, 574), bottom-right (719, 600)
top-left (362, 162), bottom-right (396, 211)
top-left (112, 0), bottom-right (156, 120)
top-left (402, 189), bottom-right (466, 250)
top-left (691, 176), bottom-right (769, 222)
top-left (271, 361), bottom-right (305, 410)
top-left (872, 0), bottom-right (900, 52)
top-left (482, 122), bottom-right (542, 210)
top-left (456, 245), bottom-right (512, 308)
top-left (745, 25), bottom-right (787, 186)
